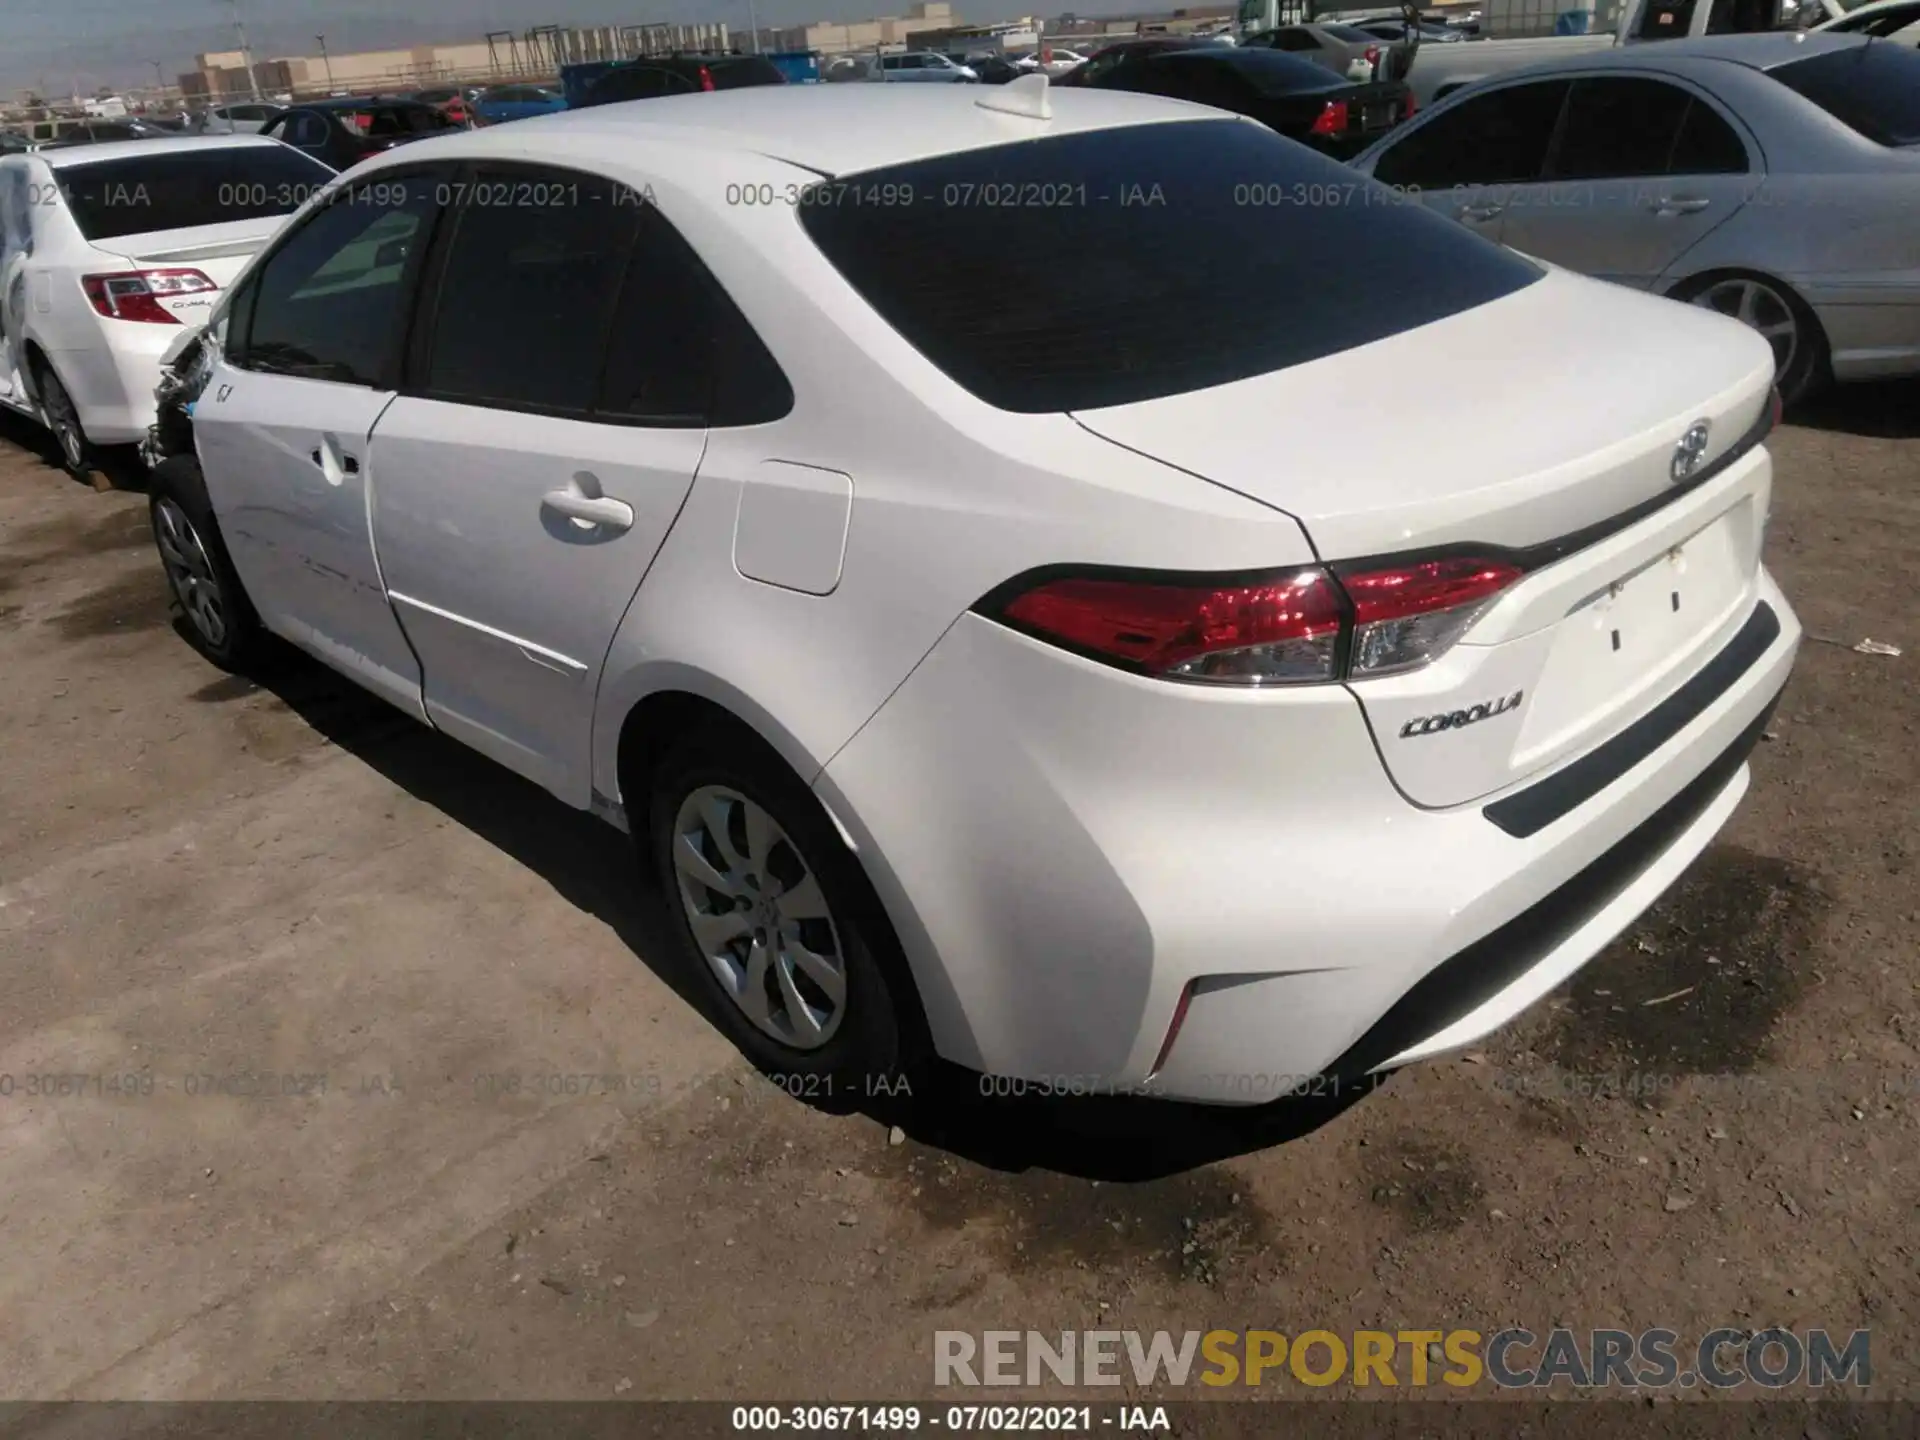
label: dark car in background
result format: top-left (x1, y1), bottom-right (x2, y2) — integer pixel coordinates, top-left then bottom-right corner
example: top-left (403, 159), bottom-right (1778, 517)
top-left (260, 98), bottom-right (462, 170)
top-left (961, 54), bottom-right (1025, 83)
top-left (1072, 43), bottom-right (1414, 157)
top-left (1244, 22), bottom-right (1414, 83)
top-left (1050, 37), bottom-right (1208, 86)
top-left (576, 54), bottom-right (787, 106)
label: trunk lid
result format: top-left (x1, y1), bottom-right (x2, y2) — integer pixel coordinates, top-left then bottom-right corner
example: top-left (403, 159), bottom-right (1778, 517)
top-left (88, 217), bottom-right (281, 322)
top-left (1072, 266), bottom-right (1778, 808)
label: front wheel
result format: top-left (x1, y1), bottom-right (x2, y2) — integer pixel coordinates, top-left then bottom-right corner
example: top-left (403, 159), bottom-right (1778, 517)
top-left (148, 456), bottom-right (266, 671)
top-left (647, 726), bottom-right (921, 1096)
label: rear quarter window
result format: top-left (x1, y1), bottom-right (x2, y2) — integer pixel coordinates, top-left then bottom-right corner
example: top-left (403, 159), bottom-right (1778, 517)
top-left (798, 118), bottom-right (1540, 413)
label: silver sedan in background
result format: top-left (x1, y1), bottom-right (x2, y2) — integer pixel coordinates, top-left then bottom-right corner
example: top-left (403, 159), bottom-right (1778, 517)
top-left (1351, 33), bottom-right (1920, 402)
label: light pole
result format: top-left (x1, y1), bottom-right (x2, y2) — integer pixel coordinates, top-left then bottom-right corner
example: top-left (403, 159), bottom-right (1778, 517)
top-left (149, 59), bottom-right (165, 101)
top-left (317, 34), bottom-right (335, 92)
top-left (745, 0), bottom-right (763, 53)
top-left (220, 0), bottom-right (266, 102)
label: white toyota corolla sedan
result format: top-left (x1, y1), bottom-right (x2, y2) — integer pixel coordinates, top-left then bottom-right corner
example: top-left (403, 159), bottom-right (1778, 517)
top-left (149, 81), bottom-right (1800, 1105)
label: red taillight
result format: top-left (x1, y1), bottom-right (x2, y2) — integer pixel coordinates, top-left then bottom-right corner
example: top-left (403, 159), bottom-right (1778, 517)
top-left (1337, 555), bottom-right (1526, 677)
top-left (1769, 386), bottom-right (1783, 427)
top-left (80, 269), bottom-right (216, 324)
top-left (988, 553), bottom-right (1525, 686)
top-left (699, 65), bottom-right (716, 91)
top-left (1310, 99), bottom-right (1350, 136)
top-left (998, 568), bottom-right (1344, 685)
top-left (1404, 90), bottom-right (1417, 116)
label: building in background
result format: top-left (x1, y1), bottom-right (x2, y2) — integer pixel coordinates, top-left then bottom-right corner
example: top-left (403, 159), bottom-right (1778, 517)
top-left (163, 4), bottom-right (1259, 105)
top-left (904, 20), bottom-right (1044, 54)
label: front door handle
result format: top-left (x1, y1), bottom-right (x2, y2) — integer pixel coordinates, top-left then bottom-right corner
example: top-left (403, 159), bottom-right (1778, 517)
top-left (1457, 202), bottom-right (1505, 223)
top-left (542, 474), bottom-right (633, 532)
top-left (1649, 195), bottom-right (1711, 215)
top-left (310, 447), bottom-right (361, 474)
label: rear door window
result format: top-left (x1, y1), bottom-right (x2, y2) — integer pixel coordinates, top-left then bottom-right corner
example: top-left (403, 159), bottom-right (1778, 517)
top-left (799, 117), bottom-right (1540, 413)
top-left (1548, 76), bottom-right (1694, 179)
top-left (1769, 42), bottom-right (1920, 146)
top-left (1371, 80), bottom-right (1570, 188)
top-left (417, 166), bottom-right (641, 415)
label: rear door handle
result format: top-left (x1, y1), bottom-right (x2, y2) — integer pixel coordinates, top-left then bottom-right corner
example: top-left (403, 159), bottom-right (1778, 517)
top-left (542, 477), bottom-right (634, 532)
top-left (1457, 202), bottom-right (1505, 222)
top-left (1649, 196), bottom-right (1711, 215)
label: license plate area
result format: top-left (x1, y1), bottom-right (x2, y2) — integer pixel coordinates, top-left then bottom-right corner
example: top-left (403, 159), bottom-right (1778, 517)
top-left (1363, 105), bottom-right (1390, 130)
top-left (1513, 502), bottom-right (1752, 767)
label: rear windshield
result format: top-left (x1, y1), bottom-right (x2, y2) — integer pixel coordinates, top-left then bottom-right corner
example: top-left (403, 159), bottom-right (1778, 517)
top-left (1199, 48), bottom-right (1349, 92)
top-left (798, 119), bottom-right (1540, 413)
top-left (1769, 43), bottom-right (1920, 146)
top-left (57, 146), bottom-right (336, 241)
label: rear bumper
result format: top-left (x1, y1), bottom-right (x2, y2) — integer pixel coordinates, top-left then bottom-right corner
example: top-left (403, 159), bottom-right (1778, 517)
top-left (47, 328), bottom-right (174, 444)
top-left (819, 570), bottom-right (1798, 1105)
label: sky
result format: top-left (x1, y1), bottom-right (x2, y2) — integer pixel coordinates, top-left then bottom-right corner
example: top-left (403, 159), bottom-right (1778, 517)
top-left (1, 0), bottom-right (1065, 96)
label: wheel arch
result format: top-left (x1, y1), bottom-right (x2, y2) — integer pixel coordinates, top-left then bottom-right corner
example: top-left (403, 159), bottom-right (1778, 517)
top-left (608, 669), bottom-right (832, 821)
top-left (1662, 263), bottom-right (1831, 400)
top-left (21, 336), bottom-right (54, 405)
top-left (612, 677), bottom-right (949, 1069)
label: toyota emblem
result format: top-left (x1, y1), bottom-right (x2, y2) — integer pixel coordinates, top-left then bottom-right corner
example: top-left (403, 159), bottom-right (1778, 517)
top-left (1671, 420), bottom-right (1711, 483)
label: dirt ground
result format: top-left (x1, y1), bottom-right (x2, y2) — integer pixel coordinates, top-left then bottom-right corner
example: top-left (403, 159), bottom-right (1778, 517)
top-left (0, 384), bottom-right (1915, 1409)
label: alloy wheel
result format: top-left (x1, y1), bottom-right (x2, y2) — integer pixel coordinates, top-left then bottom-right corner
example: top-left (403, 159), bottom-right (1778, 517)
top-left (1689, 277), bottom-right (1798, 381)
top-left (671, 785), bottom-right (848, 1051)
top-left (153, 497), bottom-right (229, 649)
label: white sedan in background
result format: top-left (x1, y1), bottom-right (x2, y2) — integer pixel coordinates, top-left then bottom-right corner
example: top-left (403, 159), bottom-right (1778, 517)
top-left (0, 135), bottom-right (335, 474)
top-left (150, 86), bottom-right (1796, 1104)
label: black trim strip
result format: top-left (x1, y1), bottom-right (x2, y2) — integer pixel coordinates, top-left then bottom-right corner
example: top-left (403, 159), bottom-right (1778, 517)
top-left (1326, 688), bottom-right (1781, 1083)
top-left (1484, 600), bottom-right (1780, 839)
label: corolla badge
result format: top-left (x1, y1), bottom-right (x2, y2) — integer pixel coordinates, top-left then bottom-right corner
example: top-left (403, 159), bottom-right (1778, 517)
top-left (1399, 690), bottom-right (1524, 739)
top-left (1671, 420), bottom-right (1711, 484)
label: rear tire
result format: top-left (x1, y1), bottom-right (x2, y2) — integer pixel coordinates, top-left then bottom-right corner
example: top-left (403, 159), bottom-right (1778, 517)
top-left (33, 359), bottom-right (91, 479)
top-left (1673, 270), bottom-right (1829, 408)
top-left (148, 455), bottom-right (266, 672)
top-left (646, 723), bottom-right (922, 1100)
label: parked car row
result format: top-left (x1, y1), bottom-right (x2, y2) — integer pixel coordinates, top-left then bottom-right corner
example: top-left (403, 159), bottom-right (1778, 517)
top-left (24, 37), bottom-right (1912, 1110)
